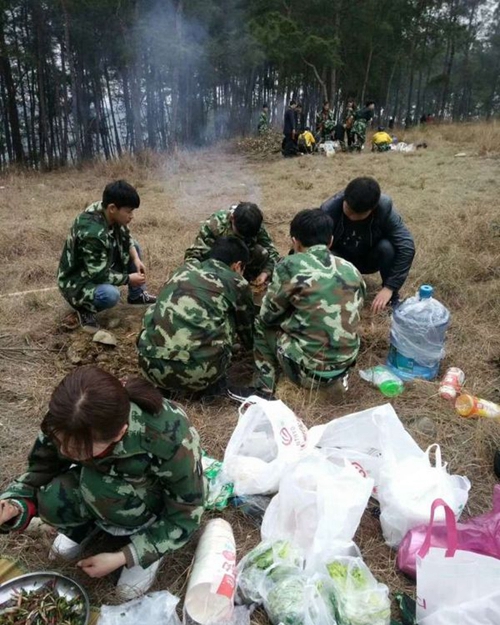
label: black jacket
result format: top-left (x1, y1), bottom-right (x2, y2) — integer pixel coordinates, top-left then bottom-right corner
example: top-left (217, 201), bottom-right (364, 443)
top-left (321, 191), bottom-right (415, 291)
top-left (283, 107), bottom-right (296, 135)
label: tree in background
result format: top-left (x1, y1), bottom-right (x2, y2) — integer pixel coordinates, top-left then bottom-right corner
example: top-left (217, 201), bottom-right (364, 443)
top-left (0, 0), bottom-right (497, 168)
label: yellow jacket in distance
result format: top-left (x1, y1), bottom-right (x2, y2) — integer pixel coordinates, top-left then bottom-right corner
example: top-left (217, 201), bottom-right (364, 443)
top-left (372, 131), bottom-right (393, 145)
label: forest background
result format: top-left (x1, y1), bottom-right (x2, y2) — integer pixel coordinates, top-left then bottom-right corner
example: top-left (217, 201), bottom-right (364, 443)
top-left (0, 0), bottom-right (499, 169)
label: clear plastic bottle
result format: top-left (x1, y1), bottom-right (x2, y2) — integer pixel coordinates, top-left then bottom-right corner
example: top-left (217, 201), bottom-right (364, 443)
top-left (387, 285), bottom-right (450, 381)
top-left (359, 365), bottom-right (404, 397)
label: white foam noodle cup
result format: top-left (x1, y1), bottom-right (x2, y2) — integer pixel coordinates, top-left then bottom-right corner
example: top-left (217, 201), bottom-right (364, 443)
top-left (184, 519), bottom-right (236, 624)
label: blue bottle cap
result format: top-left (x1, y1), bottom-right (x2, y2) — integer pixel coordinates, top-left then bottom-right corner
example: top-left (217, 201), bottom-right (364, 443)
top-left (419, 284), bottom-right (434, 299)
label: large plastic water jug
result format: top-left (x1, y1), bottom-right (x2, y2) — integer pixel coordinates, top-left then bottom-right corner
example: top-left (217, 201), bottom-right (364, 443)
top-left (386, 285), bottom-right (450, 381)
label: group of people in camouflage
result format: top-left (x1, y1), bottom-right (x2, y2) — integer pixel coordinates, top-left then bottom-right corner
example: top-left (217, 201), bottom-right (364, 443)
top-left (277, 98), bottom-right (378, 156)
top-left (0, 176), bottom-right (415, 600)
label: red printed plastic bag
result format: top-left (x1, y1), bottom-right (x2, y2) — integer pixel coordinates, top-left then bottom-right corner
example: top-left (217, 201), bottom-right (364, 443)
top-left (223, 396), bottom-right (308, 496)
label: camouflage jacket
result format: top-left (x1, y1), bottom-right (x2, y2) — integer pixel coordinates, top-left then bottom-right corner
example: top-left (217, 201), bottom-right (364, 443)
top-left (137, 258), bottom-right (254, 363)
top-left (0, 401), bottom-right (204, 568)
top-left (258, 112), bottom-right (269, 134)
top-left (57, 202), bottom-right (133, 312)
top-left (184, 208), bottom-right (279, 276)
top-left (260, 245), bottom-right (366, 372)
top-left (344, 105), bottom-right (357, 129)
top-left (315, 109), bottom-right (336, 136)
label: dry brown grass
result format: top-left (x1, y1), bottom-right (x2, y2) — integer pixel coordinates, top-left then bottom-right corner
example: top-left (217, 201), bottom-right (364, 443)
top-left (1, 123), bottom-right (500, 622)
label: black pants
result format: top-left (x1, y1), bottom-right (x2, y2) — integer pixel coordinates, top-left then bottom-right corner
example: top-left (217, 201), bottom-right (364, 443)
top-left (336, 239), bottom-right (398, 293)
top-left (282, 133), bottom-right (299, 157)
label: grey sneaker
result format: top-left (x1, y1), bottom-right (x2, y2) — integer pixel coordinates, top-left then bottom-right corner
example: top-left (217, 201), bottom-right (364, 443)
top-left (128, 291), bottom-right (157, 305)
top-left (76, 309), bottom-right (99, 334)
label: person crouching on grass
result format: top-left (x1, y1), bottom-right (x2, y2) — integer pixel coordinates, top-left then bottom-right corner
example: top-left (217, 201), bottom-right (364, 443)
top-left (58, 180), bottom-right (157, 334)
top-left (0, 366), bottom-right (204, 601)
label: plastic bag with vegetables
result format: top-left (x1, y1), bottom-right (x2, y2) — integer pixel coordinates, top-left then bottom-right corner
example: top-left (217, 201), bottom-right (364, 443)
top-left (325, 557), bottom-right (390, 625)
top-left (237, 540), bottom-right (303, 604)
top-left (263, 569), bottom-right (338, 625)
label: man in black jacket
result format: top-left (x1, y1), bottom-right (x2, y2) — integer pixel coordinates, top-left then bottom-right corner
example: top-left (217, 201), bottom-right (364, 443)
top-left (321, 177), bottom-right (415, 312)
top-left (282, 100), bottom-right (299, 157)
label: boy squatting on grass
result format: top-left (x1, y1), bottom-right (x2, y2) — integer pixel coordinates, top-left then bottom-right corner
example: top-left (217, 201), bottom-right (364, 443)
top-left (184, 201), bottom-right (280, 286)
top-left (0, 367), bottom-right (204, 601)
top-left (137, 237), bottom-right (255, 399)
top-left (248, 208), bottom-right (366, 398)
top-left (57, 180), bottom-right (157, 333)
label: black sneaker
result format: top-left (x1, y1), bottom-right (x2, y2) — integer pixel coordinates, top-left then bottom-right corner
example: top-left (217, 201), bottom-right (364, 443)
top-left (389, 292), bottom-right (401, 310)
top-left (128, 291), bottom-right (157, 305)
top-left (76, 309), bottom-right (99, 334)
top-left (226, 385), bottom-right (276, 403)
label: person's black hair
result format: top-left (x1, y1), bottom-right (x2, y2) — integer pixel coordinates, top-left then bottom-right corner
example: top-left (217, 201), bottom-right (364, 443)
top-left (296, 102), bottom-right (303, 109)
top-left (209, 236), bottom-right (250, 267)
top-left (102, 180), bottom-right (140, 209)
top-left (305, 126), bottom-right (310, 131)
top-left (290, 209), bottom-right (333, 248)
top-left (290, 99), bottom-right (297, 106)
top-left (323, 100), bottom-right (330, 107)
top-left (378, 126), bottom-right (385, 131)
top-left (263, 103), bottom-right (269, 109)
top-left (232, 202), bottom-right (263, 238)
top-left (41, 366), bottom-right (163, 460)
top-left (365, 100), bottom-right (375, 107)
top-left (344, 177), bottom-right (381, 213)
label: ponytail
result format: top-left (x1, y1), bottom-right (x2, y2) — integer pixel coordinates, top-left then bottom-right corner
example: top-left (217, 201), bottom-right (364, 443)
top-left (124, 376), bottom-right (164, 415)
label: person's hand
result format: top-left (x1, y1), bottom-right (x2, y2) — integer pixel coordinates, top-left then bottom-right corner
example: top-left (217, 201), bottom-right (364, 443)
top-left (77, 552), bottom-right (126, 578)
top-left (135, 259), bottom-right (146, 276)
top-left (371, 287), bottom-right (394, 313)
top-left (0, 500), bottom-right (21, 526)
top-left (128, 272), bottom-right (146, 288)
top-left (253, 272), bottom-right (269, 286)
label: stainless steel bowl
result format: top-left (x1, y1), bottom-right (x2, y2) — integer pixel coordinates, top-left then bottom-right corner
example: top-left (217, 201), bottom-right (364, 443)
top-left (0, 571), bottom-right (90, 624)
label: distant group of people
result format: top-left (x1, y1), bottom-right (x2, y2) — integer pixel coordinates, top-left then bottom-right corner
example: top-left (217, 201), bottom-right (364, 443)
top-left (278, 98), bottom-right (378, 156)
top-left (0, 176), bottom-right (415, 600)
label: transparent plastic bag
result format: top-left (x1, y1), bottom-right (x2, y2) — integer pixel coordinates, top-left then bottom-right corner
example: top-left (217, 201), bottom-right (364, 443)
top-left (262, 569), bottom-right (338, 625)
top-left (98, 591), bottom-right (181, 625)
top-left (316, 556), bottom-right (391, 625)
top-left (237, 540), bottom-right (304, 604)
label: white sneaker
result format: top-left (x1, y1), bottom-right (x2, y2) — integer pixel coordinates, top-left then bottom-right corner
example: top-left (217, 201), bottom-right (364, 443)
top-left (49, 533), bottom-right (84, 561)
top-left (116, 558), bottom-right (163, 601)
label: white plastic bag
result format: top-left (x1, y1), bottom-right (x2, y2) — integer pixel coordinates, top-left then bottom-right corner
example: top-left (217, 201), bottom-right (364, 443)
top-left (261, 453), bottom-right (373, 554)
top-left (308, 403), bottom-right (423, 496)
top-left (223, 396), bottom-right (308, 495)
top-left (416, 499), bottom-right (500, 624)
top-left (98, 591), bottom-right (181, 625)
top-left (378, 444), bottom-right (470, 548)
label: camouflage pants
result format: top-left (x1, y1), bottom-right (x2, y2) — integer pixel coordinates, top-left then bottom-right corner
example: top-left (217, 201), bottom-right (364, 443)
top-left (374, 143), bottom-right (392, 152)
top-left (245, 244), bottom-right (269, 282)
top-left (254, 317), bottom-right (348, 392)
top-left (138, 348), bottom-right (231, 394)
top-left (37, 467), bottom-right (161, 544)
top-left (351, 119), bottom-right (367, 150)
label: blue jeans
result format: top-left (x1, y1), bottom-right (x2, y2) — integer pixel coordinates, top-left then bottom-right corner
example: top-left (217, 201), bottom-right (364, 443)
top-left (93, 243), bottom-right (145, 312)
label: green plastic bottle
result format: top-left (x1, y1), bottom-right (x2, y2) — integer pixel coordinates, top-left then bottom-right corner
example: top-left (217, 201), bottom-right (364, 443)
top-left (359, 365), bottom-right (404, 397)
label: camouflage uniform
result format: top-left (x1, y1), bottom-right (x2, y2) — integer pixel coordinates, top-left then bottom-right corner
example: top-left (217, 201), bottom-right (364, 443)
top-left (351, 107), bottom-right (374, 151)
top-left (137, 259), bottom-right (254, 393)
top-left (258, 111), bottom-right (269, 134)
top-left (0, 401), bottom-right (204, 569)
top-left (315, 109), bottom-right (336, 141)
top-left (254, 244), bottom-right (366, 391)
top-left (184, 208), bottom-right (280, 281)
top-left (58, 202), bottom-right (143, 313)
top-left (344, 104), bottom-right (357, 147)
